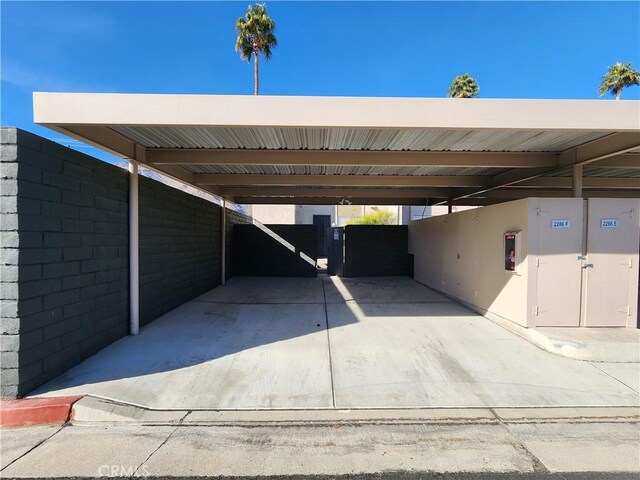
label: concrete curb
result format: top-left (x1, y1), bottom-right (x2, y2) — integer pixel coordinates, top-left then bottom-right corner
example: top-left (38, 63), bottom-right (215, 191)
top-left (70, 396), bottom-right (640, 426)
top-left (451, 297), bottom-right (640, 363)
top-left (0, 395), bottom-right (83, 427)
top-left (483, 309), bottom-right (640, 363)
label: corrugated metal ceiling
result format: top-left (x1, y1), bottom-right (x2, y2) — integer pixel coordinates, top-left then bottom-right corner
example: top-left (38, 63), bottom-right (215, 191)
top-left (112, 126), bottom-right (608, 153)
top-left (180, 164), bottom-right (508, 176)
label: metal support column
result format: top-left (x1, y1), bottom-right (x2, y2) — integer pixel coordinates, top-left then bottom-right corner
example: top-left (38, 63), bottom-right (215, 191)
top-left (129, 160), bottom-right (139, 335)
top-left (572, 164), bottom-right (583, 197)
top-left (221, 197), bottom-right (226, 285)
top-left (447, 198), bottom-right (453, 214)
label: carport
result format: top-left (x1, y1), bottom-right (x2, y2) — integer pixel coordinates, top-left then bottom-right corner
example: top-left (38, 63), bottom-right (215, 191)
top-left (24, 94), bottom-right (640, 409)
top-left (33, 94), bottom-right (640, 328)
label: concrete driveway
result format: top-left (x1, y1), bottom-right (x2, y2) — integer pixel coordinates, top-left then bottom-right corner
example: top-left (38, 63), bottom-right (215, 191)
top-left (32, 276), bottom-right (639, 409)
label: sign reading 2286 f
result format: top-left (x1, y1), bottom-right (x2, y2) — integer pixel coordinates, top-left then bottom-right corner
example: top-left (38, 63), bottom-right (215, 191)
top-left (551, 219), bottom-right (571, 229)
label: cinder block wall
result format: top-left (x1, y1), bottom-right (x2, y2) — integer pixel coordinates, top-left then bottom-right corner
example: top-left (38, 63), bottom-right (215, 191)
top-left (225, 209), bottom-right (252, 280)
top-left (232, 224), bottom-right (318, 277)
top-left (344, 225), bottom-right (412, 277)
top-left (1, 128), bottom-right (129, 398)
top-left (138, 176), bottom-right (222, 326)
top-left (0, 128), bottom-right (251, 398)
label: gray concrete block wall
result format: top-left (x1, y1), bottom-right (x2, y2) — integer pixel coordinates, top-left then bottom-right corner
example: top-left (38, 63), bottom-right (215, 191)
top-left (1, 128), bottom-right (254, 398)
top-left (225, 208), bottom-right (252, 280)
top-left (232, 224), bottom-right (318, 277)
top-left (138, 177), bottom-right (222, 326)
top-left (344, 225), bottom-right (413, 277)
top-left (1, 128), bottom-right (129, 398)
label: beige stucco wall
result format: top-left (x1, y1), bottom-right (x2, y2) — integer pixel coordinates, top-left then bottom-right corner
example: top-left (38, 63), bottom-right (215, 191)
top-left (409, 198), bottom-right (640, 329)
top-left (295, 205), bottom-right (335, 225)
top-left (409, 199), bottom-right (531, 327)
top-left (249, 205), bottom-right (296, 224)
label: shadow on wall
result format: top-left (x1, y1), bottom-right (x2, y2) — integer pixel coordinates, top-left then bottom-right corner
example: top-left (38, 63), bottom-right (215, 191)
top-left (28, 276), bottom-right (474, 394)
top-left (233, 223), bottom-right (318, 277)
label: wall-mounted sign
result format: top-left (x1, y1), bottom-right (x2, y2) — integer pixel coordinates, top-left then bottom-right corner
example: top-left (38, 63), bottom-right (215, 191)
top-left (551, 219), bottom-right (571, 229)
top-left (504, 232), bottom-right (517, 271)
top-left (600, 218), bottom-right (619, 229)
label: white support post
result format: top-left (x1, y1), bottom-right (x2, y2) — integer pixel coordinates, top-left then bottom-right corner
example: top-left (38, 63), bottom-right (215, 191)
top-left (572, 164), bottom-right (583, 197)
top-left (221, 197), bottom-right (226, 285)
top-left (129, 160), bottom-right (140, 335)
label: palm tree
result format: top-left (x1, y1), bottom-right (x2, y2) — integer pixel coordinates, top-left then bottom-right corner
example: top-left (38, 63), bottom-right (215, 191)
top-left (598, 62), bottom-right (640, 100)
top-left (448, 73), bottom-right (479, 98)
top-left (235, 3), bottom-right (277, 95)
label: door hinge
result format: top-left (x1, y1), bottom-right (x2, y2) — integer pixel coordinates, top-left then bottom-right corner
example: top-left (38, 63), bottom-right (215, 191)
top-left (534, 306), bottom-right (539, 316)
top-left (535, 258), bottom-right (540, 267)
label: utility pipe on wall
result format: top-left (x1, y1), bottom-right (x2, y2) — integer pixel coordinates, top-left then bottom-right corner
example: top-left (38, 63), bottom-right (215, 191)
top-left (129, 160), bottom-right (140, 335)
top-left (221, 197), bottom-right (226, 285)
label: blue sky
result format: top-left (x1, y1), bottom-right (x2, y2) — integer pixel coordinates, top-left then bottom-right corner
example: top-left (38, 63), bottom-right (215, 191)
top-left (2, 1), bottom-right (639, 162)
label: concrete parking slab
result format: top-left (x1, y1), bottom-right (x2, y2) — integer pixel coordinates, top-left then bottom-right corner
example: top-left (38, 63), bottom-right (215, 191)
top-left (196, 275), bottom-right (325, 304)
top-left (328, 301), bottom-right (640, 408)
top-left (32, 300), bottom-right (333, 409)
top-left (591, 363), bottom-right (640, 393)
top-left (324, 276), bottom-right (451, 303)
top-left (29, 276), bottom-right (639, 411)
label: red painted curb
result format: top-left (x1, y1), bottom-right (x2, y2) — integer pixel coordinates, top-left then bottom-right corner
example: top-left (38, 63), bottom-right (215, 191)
top-left (0, 396), bottom-right (83, 427)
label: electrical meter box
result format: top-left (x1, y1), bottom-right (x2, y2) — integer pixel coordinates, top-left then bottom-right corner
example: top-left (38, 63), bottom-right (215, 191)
top-left (504, 231), bottom-right (521, 273)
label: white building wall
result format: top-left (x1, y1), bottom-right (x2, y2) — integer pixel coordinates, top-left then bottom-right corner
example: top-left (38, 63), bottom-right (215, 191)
top-left (249, 205), bottom-right (296, 224)
top-left (295, 205), bottom-right (335, 225)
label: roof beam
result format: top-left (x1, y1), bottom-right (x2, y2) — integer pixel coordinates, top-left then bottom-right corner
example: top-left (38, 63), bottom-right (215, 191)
top-left (53, 125), bottom-right (136, 159)
top-left (591, 154), bottom-right (640, 169)
top-left (485, 189), bottom-right (639, 199)
top-left (516, 177), bottom-right (640, 189)
top-left (148, 149), bottom-right (558, 168)
top-left (448, 133), bottom-right (640, 203)
top-left (232, 196), bottom-right (489, 206)
top-left (194, 174), bottom-right (490, 187)
top-left (558, 132), bottom-right (640, 167)
top-left (220, 187), bottom-right (454, 199)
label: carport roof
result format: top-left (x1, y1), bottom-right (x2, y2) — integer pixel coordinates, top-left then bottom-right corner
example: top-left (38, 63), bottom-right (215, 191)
top-left (33, 93), bottom-right (640, 205)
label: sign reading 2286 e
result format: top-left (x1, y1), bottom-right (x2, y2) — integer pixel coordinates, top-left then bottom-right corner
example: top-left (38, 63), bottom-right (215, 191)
top-left (601, 218), bottom-right (619, 228)
top-left (551, 219), bottom-right (571, 229)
